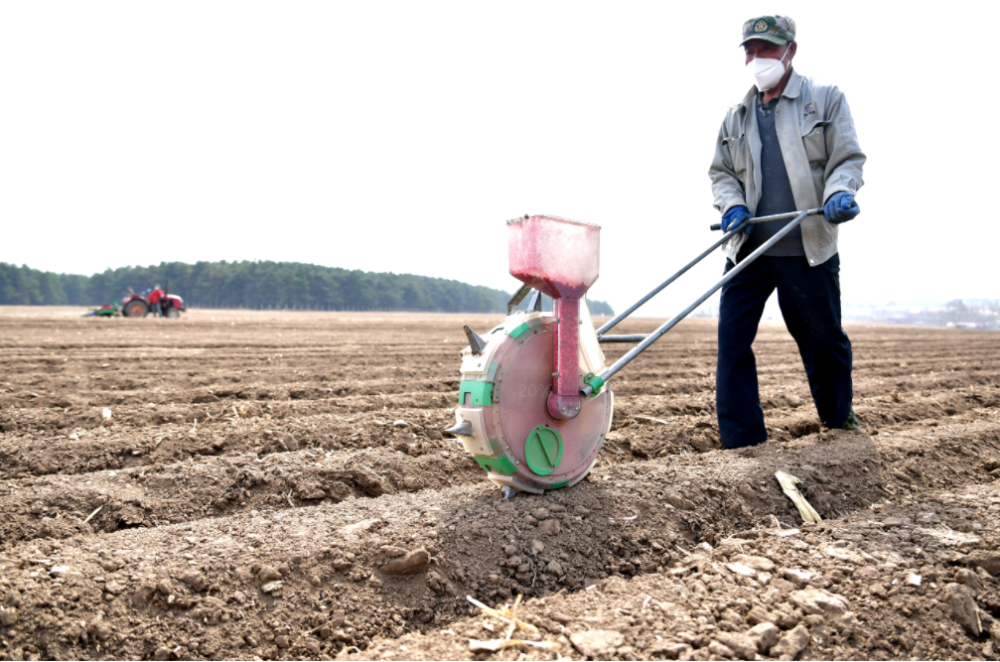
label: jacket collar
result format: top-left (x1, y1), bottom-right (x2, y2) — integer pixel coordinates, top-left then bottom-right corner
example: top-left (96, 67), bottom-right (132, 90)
top-left (781, 69), bottom-right (804, 99)
top-left (739, 68), bottom-right (804, 110)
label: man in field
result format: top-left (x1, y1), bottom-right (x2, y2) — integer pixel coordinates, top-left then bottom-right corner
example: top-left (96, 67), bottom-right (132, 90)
top-left (149, 284), bottom-right (164, 318)
top-left (708, 15), bottom-right (866, 448)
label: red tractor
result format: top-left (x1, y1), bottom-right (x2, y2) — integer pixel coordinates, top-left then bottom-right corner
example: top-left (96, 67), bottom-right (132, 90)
top-left (120, 286), bottom-right (186, 318)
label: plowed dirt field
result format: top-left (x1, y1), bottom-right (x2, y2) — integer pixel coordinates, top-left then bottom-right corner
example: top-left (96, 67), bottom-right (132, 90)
top-left (2, 307), bottom-right (1000, 661)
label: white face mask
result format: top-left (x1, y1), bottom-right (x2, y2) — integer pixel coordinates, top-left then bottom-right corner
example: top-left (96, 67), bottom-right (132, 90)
top-left (747, 45), bottom-right (792, 91)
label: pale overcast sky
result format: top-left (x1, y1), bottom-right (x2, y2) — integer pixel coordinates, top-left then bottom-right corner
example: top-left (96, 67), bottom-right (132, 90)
top-left (1, 1), bottom-right (995, 316)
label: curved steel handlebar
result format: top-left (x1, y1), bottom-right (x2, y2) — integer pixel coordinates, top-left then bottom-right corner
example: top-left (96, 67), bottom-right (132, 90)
top-left (709, 207), bottom-right (824, 232)
top-left (585, 209), bottom-right (813, 396)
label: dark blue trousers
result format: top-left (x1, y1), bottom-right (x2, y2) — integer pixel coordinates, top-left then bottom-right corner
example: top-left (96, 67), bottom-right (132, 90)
top-left (716, 254), bottom-right (853, 448)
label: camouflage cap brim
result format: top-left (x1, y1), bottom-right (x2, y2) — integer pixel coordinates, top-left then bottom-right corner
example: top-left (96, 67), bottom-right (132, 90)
top-left (740, 34), bottom-right (789, 47)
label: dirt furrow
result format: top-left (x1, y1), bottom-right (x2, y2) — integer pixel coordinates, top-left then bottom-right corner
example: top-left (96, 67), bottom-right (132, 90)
top-left (5, 416), bottom-right (999, 660)
top-left (3, 309), bottom-right (1000, 662)
top-left (0, 442), bottom-right (486, 550)
top-left (0, 428), bottom-right (884, 661)
top-left (0, 405), bottom-right (460, 478)
top-left (362, 480), bottom-right (1000, 661)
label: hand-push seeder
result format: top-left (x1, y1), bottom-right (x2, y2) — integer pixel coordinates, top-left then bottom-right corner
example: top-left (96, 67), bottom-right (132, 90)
top-left (447, 209), bottom-right (820, 497)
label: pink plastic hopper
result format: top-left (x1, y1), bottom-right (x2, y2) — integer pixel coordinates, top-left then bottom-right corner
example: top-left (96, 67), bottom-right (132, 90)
top-left (508, 215), bottom-right (600, 420)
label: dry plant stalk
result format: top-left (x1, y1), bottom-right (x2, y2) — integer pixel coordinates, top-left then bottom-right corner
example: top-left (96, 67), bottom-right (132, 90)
top-left (466, 594), bottom-right (560, 654)
top-left (774, 470), bottom-right (822, 523)
top-left (465, 595), bottom-right (537, 632)
top-left (504, 594), bottom-right (522, 641)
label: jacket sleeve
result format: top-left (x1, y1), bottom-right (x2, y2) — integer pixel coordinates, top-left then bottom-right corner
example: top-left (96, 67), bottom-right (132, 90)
top-left (821, 87), bottom-right (866, 203)
top-left (708, 117), bottom-right (748, 215)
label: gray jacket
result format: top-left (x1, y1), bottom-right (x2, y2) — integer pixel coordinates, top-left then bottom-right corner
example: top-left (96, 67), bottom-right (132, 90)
top-left (709, 70), bottom-right (866, 266)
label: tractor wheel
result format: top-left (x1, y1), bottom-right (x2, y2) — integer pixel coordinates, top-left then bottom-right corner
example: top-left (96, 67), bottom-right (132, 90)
top-left (165, 307), bottom-right (179, 319)
top-left (124, 300), bottom-right (148, 318)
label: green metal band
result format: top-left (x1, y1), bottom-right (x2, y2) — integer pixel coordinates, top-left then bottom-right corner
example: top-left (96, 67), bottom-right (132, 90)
top-left (475, 455), bottom-right (516, 475)
top-left (458, 381), bottom-right (494, 406)
top-left (550, 480), bottom-right (568, 490)
top-left (585, 373), bottom-right (605, 396)
top-left (509, 322), bottom-right (531, 339)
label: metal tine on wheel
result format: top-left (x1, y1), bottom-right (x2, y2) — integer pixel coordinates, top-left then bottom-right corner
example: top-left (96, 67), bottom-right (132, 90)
top-left (526, 289), bottom-right (543, 313)
top-left (506, 283), bottom-right (533, 315)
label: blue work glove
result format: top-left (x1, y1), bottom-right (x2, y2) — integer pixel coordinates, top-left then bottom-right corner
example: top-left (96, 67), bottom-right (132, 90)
top-left (824, 192), bottom-right (860, 224)
top-left (721, 205), bottom-right (753, 234)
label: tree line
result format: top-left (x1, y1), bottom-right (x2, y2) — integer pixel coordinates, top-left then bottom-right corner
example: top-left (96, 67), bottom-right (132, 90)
top-left (0, 261), bottom-right (614, 315)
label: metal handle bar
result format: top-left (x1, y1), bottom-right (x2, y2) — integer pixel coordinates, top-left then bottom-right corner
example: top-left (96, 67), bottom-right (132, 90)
top-left (709, 207), bottom-right (823, 232)
top-left (597, 334), bottom-right (648, 343)
top-left (582, 209), bottom-right (813, 396)
top-left (596, 223), bottom-right (750, 336)
top-left (597, 208), bottom-right (823, 336)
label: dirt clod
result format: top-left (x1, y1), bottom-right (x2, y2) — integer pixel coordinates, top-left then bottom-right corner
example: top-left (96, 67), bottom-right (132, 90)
top-left (771, 623), bottom-right (811, 660)
top-left (178, 571), bottom-right (207, 592)
top-left (789, 588), bottom-right (849, 617)
top-left (746, 621), bottom-right (779, 654)
top-left (258, 565), bottom-right (282, 582)
top-left (570, 630), bottom-right (624, 657)
top-left (0, 606), bottom-right (17, 626)
top-left (945, 582), bottom-right (982, 636)
top-left (537, 519), bottom-right (560, 535)
top-left (380, 548), bottom-right (430, 575)
top-left (714, 632), bottom-right (756, 659)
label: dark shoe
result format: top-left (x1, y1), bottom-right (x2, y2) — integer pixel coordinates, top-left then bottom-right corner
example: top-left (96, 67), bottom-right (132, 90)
top-left (839, 408), bottom-right (860, 431)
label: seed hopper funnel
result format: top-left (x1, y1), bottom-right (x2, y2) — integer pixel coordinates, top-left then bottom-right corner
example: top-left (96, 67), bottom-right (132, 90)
top-left (508, 215), bottom-right (600, 420)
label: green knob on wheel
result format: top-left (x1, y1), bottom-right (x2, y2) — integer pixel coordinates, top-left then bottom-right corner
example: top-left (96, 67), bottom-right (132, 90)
top-left (524, 425), bottom-right (564, 476)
